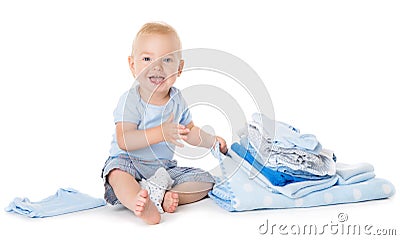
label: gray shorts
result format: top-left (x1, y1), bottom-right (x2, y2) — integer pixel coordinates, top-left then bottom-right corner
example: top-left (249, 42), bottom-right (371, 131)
top-left (101, 154), bottom-right (215, 205)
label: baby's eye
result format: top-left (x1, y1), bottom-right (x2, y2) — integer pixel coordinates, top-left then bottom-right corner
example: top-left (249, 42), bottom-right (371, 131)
top-left (162, 57), bottom-right (173, 63)
top-left (142, 57), bottom-right (151, 62)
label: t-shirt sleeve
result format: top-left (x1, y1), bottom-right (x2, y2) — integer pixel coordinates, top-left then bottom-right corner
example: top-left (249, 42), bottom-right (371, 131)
top-left (113, 90), bottom-right (141, 124)
top-left (178, 95), bottom-right (192, 126)
top-left (180, 107), bottom-right (192, 126)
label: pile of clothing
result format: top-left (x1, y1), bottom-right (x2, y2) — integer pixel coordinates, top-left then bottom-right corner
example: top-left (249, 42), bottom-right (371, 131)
top-left (209, 113), bottom-right (395, 211)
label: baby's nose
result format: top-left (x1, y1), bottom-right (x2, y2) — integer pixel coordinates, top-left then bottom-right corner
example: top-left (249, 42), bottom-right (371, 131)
top-left (152, 62), bottom-right (163, 71)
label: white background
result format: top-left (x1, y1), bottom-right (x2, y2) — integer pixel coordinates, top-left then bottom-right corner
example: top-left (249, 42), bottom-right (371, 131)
top-left (0, 0), bottom-right (399, 239)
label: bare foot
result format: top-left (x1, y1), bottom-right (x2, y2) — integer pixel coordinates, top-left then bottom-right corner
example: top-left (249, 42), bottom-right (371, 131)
top-left (162, 191), bottom-right (179, 213)
top-left (134, 189), bottom-right (161, 224)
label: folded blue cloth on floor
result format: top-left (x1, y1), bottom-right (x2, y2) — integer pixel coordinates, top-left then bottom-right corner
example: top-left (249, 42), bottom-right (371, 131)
top-left (5, 188), bottom-right (106, 218)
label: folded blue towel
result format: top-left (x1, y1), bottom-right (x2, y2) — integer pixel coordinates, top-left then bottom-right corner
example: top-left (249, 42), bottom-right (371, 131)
top-left (5, 188), bottom-right (107, 218)
top-left (240, 137), bottom-right (335, 178)
top-left (229, 142), bottom-right (377, 198)
top-left (231, 142), bottom-right (310, 186)
top-left (209, 149), bottom-right (396, 212)
top-left (336, 162), bottom-right (375, 185)
top-left (229, 147), bottom-right (339, 198)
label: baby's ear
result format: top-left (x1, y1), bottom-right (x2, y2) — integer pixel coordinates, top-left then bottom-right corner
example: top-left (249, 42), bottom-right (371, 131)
top-left (177, 59), bottom-right (184, 77)
top-left (128, 56), bottom-right (136, 77)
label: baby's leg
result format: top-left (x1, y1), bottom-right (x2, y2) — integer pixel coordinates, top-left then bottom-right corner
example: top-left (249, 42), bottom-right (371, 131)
top-left (107, 169), bottom-right (161, 224)
top-left (168, 182), bottom-right (214, 206)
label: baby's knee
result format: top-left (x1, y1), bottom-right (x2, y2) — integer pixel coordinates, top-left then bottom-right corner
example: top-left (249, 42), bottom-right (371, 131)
top-left (107, 169), bottom-right (126, 185)
top-left (203, 182), bottom-right (214, 191)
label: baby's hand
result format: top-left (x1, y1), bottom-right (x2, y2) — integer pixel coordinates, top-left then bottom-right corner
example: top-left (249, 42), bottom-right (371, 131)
top-left (161, 114), bottom-right (190, 147)
top-left (215, 136), bottom-right (228, 154)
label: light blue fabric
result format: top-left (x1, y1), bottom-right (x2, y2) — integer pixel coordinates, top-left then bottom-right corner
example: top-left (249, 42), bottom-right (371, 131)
top-left (109, 84), bottom-right (192, 159)
top-left (251, 113), bottom-right (322, 154)
top-left (336, 162), bottom-right (376, 185)
top-left (209, 149), bottom-right (395, 212)
top-left (215, 147), bottom-right (339, 198)
top-left (231, 142), bottom-right (311, 186)
top-left (240, 137), bottom-right (335, 178)
top-left (230, 148), bottom-right (375, 198)
top-left (5, 188), bottom-right (107, 218)
top-left (275, 166), bottom-right (332, 180)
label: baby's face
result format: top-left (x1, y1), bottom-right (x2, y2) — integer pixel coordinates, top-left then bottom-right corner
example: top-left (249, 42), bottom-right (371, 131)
top-left (130, 33), bottom-right (183, 95)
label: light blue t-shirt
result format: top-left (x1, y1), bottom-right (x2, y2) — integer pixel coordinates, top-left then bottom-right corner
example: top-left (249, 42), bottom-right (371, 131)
top-left (109, 85), bottom-right (192, 160)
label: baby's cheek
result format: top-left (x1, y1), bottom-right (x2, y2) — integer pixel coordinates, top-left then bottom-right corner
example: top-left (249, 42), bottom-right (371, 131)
top-left (165, 77), bottom-right (177, 85)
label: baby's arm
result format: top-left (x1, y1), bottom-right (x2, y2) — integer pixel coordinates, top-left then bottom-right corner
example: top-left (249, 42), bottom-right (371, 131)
top-left (116, 114), bottom-right (189, 151)
top-left (184, 121), bottom-right (228, 154)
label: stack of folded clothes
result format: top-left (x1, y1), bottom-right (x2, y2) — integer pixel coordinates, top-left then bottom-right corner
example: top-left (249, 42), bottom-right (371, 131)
top-left (233, 112), bottom-right (338, 197)
top-left (209, 113), bottom-right (395, 211)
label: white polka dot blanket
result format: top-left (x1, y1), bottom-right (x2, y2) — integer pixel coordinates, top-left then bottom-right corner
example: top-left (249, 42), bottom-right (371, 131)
top-left (208, 145), bottom-right (395, 212)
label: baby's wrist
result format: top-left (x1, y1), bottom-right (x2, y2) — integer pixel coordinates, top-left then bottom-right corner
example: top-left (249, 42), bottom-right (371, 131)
top-left (153, 125), bottom-right (165, 144)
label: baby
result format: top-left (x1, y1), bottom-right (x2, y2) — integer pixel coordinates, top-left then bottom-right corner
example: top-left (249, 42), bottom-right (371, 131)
top-left (101, 22), bottom-right (227, 224)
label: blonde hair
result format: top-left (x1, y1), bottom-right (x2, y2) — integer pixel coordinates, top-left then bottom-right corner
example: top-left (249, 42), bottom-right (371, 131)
top-left (131, 22), bottom-right (182, 56)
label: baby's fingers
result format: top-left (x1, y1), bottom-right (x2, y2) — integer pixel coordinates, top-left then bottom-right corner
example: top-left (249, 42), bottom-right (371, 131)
top-left (220, 144), bottom-right (228, 154)
top-left (174, 132), bottom-right (188, 141)
top-left (177, 124), bottom-right (187, 129)
top-left (179, 134), bottom-right (188, 140)
top-left (178, 128), bottom-right (190, 135)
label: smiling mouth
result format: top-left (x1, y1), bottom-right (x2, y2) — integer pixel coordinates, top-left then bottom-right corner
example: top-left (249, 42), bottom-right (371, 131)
top-left (148, 76), bottom-right (166, 85)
